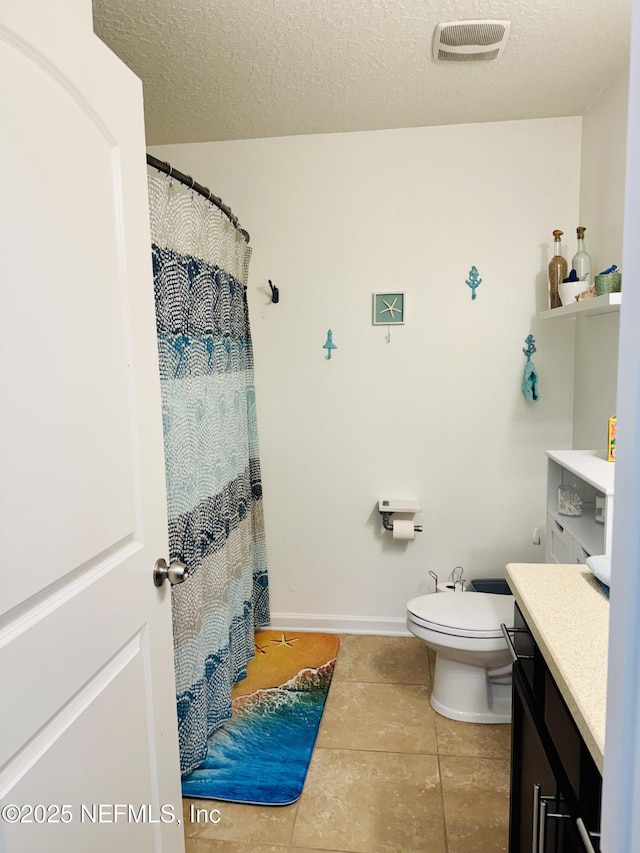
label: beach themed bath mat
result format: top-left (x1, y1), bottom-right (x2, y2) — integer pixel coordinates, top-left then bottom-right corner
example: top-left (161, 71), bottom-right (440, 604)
top-left (181, 630), bottom-right (339, 805)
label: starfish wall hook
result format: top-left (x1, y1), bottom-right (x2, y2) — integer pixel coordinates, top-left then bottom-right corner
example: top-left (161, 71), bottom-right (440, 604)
top-left (380, 295), bottom-right (401, 319)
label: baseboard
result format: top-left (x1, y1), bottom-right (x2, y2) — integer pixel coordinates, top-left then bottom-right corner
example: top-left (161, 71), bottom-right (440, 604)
top-left (268, 612), bottom-right (411, 636)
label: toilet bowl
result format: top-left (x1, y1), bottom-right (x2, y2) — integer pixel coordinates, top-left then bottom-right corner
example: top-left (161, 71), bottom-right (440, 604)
top-left (406, 591), bottom-right (515, 724)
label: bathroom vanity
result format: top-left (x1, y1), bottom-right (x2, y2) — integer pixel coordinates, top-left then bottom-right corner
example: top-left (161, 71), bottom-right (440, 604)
top-left (504, 563), bottom-right (608, 853)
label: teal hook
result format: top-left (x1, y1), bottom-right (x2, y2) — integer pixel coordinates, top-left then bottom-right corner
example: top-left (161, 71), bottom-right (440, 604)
top-left (522, 335), bottom-right (537, 361)
top-left (466, 266), bottom-right (483, 300)
top-left (323, 330), bottom-right (337, 359)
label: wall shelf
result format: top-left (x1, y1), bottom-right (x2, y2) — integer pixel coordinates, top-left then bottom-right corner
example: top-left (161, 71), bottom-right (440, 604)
top-left (538, 292), bottom-right (621, 320)
top-left (546, 449), bottom-right (614, 495)
top-left (545, 450), bottom-right (615, 562)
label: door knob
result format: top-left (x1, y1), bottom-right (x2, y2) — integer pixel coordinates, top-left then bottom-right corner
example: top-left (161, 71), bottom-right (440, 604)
top-left (153, 558), bottom-right (186, 588)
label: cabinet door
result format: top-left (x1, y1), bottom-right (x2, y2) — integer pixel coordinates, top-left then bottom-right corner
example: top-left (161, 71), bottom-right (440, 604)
top-left (510, 666), bottom-right (583, 853)
top-left (511, 664), bottom-right (558, 852)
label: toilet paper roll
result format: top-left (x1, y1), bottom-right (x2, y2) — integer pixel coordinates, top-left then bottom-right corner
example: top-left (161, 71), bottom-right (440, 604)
top-left (392, 519), bottom-right (415, 540)
top-left (437, 582), bottom-right (466, 593)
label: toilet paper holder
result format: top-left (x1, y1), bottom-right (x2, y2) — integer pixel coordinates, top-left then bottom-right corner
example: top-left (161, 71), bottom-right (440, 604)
top-left (378, 499), bottom-right (423, 534)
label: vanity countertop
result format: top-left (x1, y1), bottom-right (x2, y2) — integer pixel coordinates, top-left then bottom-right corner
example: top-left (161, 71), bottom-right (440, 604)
top-left (505, 562), bottom-right (609, 773)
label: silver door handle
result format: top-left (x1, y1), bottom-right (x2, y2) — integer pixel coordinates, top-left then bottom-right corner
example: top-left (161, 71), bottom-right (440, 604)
top-left (539, 799), bottom-right (548, 853)
top-left (502, 623), bottom-right (519, 663)
top-left (501, 624), bottom-right (534, 662)
top-left (532, 783), bottom-right (542, 853)
top-left (153, 558), bottom-right (186, 588)
top-left (576, 818), bottom-right (599, 853)
top-left (539, 797), bottom-right (570, 853)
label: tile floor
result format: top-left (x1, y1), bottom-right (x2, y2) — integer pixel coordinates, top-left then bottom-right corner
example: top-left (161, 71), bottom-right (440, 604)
top-left (183, 634), bottom-right (511, 853)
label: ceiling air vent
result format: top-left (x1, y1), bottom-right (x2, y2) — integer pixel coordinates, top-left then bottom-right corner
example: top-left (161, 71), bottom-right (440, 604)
top-left (433, 20), bottom-right (511, 62)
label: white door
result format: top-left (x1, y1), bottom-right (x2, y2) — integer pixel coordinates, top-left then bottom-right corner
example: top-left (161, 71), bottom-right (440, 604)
top-left (0, 1), bottom-right (184, 851)
top-left (602, 1), bottom-right (640, 849)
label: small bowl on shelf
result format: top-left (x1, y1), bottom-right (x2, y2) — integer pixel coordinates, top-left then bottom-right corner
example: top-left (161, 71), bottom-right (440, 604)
top-left (594, 273), bottom-right (621, 295)
top-left (559, 280), bottom-right (588, 306)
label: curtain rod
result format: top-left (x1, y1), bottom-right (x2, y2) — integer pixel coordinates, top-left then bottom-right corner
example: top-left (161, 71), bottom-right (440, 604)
top-left (146, 153), bottom-right (250, 244)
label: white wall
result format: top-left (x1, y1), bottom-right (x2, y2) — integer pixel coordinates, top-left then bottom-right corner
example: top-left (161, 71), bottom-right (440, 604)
top-left (150, 117), bottom-right (579, 632)
top-left (574, 64), bottom-right (629, 449)
top-left (580, 64), bottom-right (629, 273)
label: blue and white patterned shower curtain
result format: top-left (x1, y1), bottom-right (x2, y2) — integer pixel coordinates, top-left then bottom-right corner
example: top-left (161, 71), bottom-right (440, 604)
top-left (148, 173), bottom-right (270, 776)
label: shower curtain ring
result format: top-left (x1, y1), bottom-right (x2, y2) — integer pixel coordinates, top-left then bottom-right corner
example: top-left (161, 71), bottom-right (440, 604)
top-left (164, 162), bottom-right (173, 179)
top-left (187, 176), bottom-right (195, 190)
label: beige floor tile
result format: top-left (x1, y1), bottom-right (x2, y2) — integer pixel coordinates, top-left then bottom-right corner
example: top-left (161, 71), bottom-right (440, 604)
top-left (185, 834), bottom-right (351, 852)
top-left (316, 681), bottom-right (437, 754)
top-left (185, 839), bottom-right (287, 852)
top-left (440, 755), bottom-right (510, 853)
top-left (332, 634), bottom-right (429, 685)
top-left (291, 747), bottom-right (446, 853)
top-left (183, 797), bottom-right (297, 844)
top-left (434, 715), bottom-right (511, 760)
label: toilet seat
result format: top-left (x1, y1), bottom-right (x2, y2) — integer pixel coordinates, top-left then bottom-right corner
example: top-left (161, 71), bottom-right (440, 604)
top-left (407, 592), bottom-right (514, 639)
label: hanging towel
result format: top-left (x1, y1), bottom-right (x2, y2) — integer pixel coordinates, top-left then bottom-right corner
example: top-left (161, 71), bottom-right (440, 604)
top-left (522, 359), bottom-right (539, 402)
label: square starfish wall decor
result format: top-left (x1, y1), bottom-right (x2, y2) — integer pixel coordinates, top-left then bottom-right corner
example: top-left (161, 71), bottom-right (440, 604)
top-left (372, 292), bottom-right (405, 325)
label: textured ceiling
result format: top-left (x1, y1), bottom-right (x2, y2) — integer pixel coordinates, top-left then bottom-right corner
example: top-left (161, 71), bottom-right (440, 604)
top-left (92, 0), bottom-right (632, 145)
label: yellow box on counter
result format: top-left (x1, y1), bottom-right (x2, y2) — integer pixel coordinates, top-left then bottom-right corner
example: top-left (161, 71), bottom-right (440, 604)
top-left (608, 416), bottom-right (617, 462)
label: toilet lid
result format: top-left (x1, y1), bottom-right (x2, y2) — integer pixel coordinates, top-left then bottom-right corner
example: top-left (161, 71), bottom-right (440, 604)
top-left (407, 592), bottom-right (514, 638)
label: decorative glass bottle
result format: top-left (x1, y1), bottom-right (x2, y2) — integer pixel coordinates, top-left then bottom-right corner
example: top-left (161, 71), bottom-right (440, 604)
top-left (548, 229), bottom-right (567, 309)
top-left (572, 226), bottom-right (592, 285)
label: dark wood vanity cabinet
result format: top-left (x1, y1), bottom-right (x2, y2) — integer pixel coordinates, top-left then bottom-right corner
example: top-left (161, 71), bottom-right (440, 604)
top-left (507, 605), bottom-right (602, 853)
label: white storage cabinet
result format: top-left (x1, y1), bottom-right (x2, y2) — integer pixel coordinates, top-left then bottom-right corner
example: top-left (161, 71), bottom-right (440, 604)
top-left (546, 450), bottom-right (614, 564)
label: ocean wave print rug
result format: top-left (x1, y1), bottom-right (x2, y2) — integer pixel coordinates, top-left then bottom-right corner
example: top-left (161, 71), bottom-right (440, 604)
top-left (181, 630), bottom-right (339, 805)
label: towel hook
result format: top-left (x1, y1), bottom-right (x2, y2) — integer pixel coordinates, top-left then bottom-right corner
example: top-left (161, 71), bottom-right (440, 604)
top-left (323, 329), bottom-right (337, 359)
top-left (522, 335), bottom-right (536, 361)
top-left (268, 279), bottom-right (280, 303)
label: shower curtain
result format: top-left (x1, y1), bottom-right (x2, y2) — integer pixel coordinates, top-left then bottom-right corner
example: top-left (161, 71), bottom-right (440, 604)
top-left (148, 173), bottom-right (270, 776)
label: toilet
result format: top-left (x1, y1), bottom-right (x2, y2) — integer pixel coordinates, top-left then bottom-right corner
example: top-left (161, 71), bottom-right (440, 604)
top-left (406, 591), bottom-right (515, 723)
